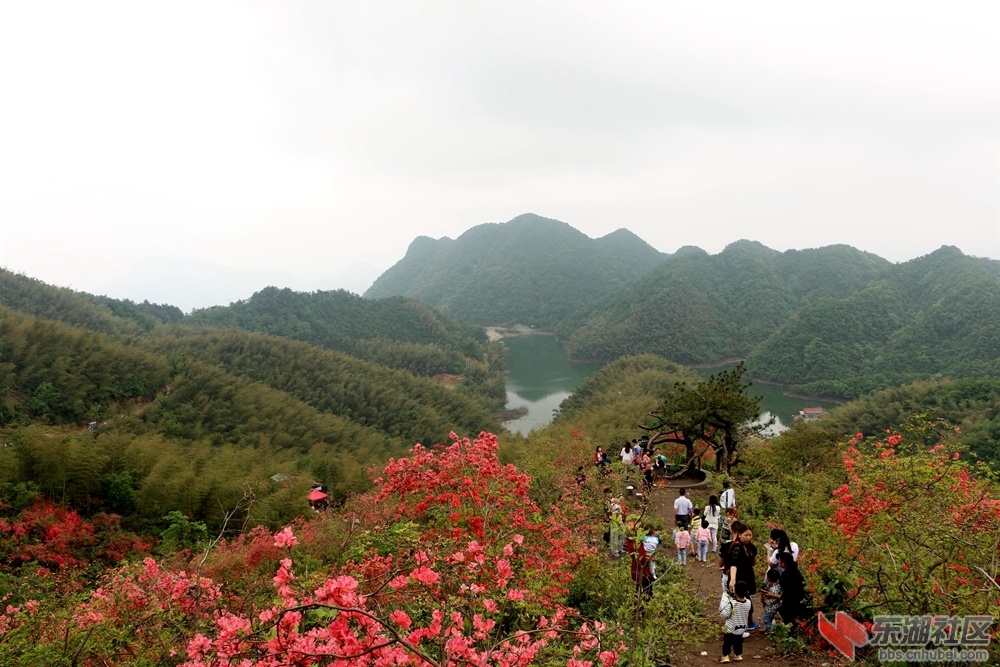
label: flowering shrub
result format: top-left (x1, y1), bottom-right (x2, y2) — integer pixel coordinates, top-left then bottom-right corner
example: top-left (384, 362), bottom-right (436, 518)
top-left (0, 432), bottom-right (622, 666)
top-left (181, 432), bottom-right (619, 666)
top-left (0, 557), bottom-right (223, 665)
top-left (0, 499), bottom-right (148, 572)
top-left (805, 420), bottom-right (1000, 619)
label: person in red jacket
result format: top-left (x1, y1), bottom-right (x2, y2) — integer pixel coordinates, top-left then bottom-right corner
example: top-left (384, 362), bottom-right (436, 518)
top-left (626, 521), bottom-right (654, 600)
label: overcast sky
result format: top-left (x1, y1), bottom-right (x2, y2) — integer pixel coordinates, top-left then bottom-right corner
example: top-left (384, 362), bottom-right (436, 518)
top-left (2, 1), bottom-right (997, 312)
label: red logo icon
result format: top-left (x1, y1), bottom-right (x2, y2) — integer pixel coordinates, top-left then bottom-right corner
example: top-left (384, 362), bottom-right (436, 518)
top-left (817, 611), bottom-right (869, 660)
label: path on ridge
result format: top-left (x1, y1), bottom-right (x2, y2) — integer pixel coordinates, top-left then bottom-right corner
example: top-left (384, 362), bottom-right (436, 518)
top-left (644, 483), bottom-right (827, 667)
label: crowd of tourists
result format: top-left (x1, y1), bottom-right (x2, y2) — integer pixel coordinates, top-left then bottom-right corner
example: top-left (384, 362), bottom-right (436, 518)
top-left (594, 442), bottom-right (806, 663)
top-left (592, 436), bottom-right (677, 490)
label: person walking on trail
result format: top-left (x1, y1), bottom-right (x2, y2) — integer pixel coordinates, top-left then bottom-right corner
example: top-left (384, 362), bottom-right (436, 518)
top-left (673, 487), bottom-right (693, 529)
top-left (620, 442), bottom-right (634, 467)
top-left (776, 551), bottom-right (806, 624)
top-left (719, 580), bottom-right (752, 663)
top-left (723, 523), bottom-right (760, 633)
top-left (720, 480), bottom-right (735, 511)
top-left (673, 520), bottom-right (690, 565)
top-left (718, 520), bottom-right (742, 596)
top-left (695, 519), bottom-right (712, 563)
top-left (703, 495), bottom-right (722, 552)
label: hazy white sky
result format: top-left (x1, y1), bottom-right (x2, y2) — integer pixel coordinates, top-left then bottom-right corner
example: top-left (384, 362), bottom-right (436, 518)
top-left (2, 1), bottom-right (997, 311)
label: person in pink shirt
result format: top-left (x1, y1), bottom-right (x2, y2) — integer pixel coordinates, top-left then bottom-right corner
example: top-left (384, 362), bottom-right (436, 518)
top-left (695, 519), bottom-right (712, 563)
top-left (673, 520), bottom-right (691, 565)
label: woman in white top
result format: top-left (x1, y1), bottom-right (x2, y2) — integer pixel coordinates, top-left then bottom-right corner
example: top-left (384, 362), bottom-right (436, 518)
top-left (620, 444), bottom-right (634, 466)
top-left (703, 494), bottom-right (722, 552)
top-left (766, 528), bottom-right (799, 570)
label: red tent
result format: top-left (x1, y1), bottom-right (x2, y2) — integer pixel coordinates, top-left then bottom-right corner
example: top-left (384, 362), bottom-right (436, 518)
top-left (307, 489), bottom-right (329, 502)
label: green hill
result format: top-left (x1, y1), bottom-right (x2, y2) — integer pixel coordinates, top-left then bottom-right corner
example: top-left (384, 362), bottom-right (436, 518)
top-left (0, 268), bottom-right (183, 335)
top-left (143, 327), bottom-right (500, 446)
top-left (559, 241), bottom-right (891, 364)
top-left (364, 213), bottom-right (666, 327)
top-left (0, 270), bottom-right (505, 530)
top-left (746, 247), bottom-right (1000, 397)
top-left (187, 286), bottom-right (506, 406)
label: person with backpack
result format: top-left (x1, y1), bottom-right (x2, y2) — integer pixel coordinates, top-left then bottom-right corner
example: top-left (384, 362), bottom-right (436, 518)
top-left (719, 581), bottom-right (752, 662)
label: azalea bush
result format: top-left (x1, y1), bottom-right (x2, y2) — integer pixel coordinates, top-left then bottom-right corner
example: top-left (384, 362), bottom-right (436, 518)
top-left (738, 416), bottom-right (1000, 662)
top-left (1, 432), bottom-right (631, 666)
top-left (0, 429), bottom-right (720, 665)
top-left (180, 432), bottom-right (621, 666)
top-left (806, 420), bottom-right (1000, 619)
top-left (0, 499), bottom-right (148, 574)
top-left (0, 556), bottom-right (223, 666)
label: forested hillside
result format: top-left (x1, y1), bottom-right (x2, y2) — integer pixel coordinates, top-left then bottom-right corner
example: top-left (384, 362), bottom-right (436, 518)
top-left (0, 268), bottom-right (183, 335)
top-left (144, 328), bottom-right (499, 445)
top-left (187, 286), bottom-right (506, 405)
top-left (745, 246), bottom-right (1000, 397)
top-left (364, 213), bottom-right (667, 327)
top-left (364, 214), bottom-right (1000, 401)
top-left (0, 269), bottom-right (505, 533)
top-left (819, 376), bottom-right (1000, 467)
top-left (2, 259), bottom-right (999, 666)
top-left (558, 241), bottom-right (889, 361)
top-left (554, 243), bottom-right (1000, 399)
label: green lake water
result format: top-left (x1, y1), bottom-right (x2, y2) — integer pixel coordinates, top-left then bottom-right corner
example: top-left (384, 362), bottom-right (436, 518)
top-left (502, 334), bottom-right (603, 435)
top-left (502, 333), bottom-right (838, 436)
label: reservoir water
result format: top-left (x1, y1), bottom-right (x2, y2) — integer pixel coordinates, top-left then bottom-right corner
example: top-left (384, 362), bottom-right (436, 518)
top-left (502, 333), bottom-right (838, 436)
top-left (502, 334), bottom-right (603, 435)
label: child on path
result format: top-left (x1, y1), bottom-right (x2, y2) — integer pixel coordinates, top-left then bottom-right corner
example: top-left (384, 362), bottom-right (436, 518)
top-left (695, 519), bottom-right (712, 563)
top-left (760, 567), bottom-right (783, 632)
top-left (673, 520), bottom-right (690, 565)
top-left (719, 581), bottom-right (752, 663)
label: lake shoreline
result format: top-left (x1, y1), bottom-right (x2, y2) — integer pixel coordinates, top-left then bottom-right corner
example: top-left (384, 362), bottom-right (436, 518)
top-left (500, 333), bottom-right (841, 434)
top-left (486, 324), bottom-right (547, 342)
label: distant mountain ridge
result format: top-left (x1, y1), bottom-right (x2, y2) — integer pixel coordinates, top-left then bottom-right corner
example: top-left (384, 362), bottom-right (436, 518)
top-left (364, 214), bottom-right (1000, 399)
top-left (365, 213), bottom-right (666, 327)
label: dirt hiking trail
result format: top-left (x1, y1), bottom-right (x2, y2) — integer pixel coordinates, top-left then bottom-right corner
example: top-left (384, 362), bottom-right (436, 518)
top-left (645, 483), bottom-right (843, 667)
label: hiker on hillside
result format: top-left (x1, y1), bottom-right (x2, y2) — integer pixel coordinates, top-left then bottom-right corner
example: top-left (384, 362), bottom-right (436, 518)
top-left (760, 567), bottom-right (783, 633)
top-left (620, 441), bottom-right (634, 467)
top-left (673, 487), bottom-right (693, 529)
top-left (719, 581), bottom-right (752, 663)
top-left (703, 495), bottom-right (722, 552)
top-left (639, 451), bottom-right (653, 491)
top-left (643, 526), bottom-right (662, 579)
top-left (718, 520), bottom-right (742, 596)
top-left (722, 522), bottom-right (760, 633)
top-left (609, 495), bottom-right (625, 557)
top-left (776, 551), bottom-right (806, 624)
top-left (627, 519), bottom-right (655, 599)
top-left (695, 518), bottom-right (712, 563)
top-left (673, 520), bottom-right (690, 565)
top-left (652, 448), bottom-right (667, 487)
top-left (766, 528), bottom-right (799, 570)
top-left (720, 480), bottom-right (736, 511)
